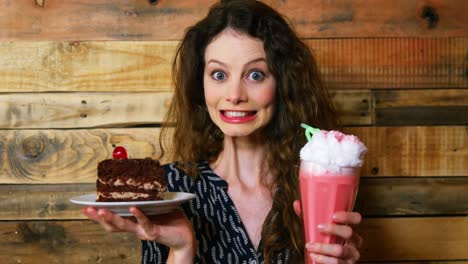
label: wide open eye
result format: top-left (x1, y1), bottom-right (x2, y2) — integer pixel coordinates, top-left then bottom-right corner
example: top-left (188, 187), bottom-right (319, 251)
top-left (248, 70), bottom-right (265, 81)
top-left (211, 71), bottom-right (227, 81)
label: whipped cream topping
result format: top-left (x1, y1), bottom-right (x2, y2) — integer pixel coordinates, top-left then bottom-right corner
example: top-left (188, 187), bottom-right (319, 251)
top-left (300, 130), bottom-right (367, 174)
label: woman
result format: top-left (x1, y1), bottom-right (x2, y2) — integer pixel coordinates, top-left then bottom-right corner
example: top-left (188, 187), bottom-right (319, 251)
top-left (84, 1), bottom-right (362, 263)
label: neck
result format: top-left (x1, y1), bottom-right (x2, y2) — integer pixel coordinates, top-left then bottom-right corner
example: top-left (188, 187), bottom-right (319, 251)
top-left (211, 136), bottom-right (271, 189)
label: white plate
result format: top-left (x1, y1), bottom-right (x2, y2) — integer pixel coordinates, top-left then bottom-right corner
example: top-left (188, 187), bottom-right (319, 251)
top-left (70, 192), bottom-right (196, 216)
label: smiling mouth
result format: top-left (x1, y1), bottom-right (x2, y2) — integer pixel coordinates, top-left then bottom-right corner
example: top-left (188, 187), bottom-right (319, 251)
top-left (220, 110), bottom-right (257, 123)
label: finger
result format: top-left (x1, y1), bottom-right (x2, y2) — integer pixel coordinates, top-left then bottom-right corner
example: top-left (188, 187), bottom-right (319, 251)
top-left (318, 223), bottom-right (353, 240)
top-left (129, 207), bottom-right (161, 240)
top-left (332, 211), bottom-right (362, 225)
top-left (306, 243), bottom-right (355, 259)
top-left (346, 244), bottom-right (361, 261)
top-left (293, 200), bottom-right (302, 217)
top-left (347, 232), bottom-right (364, 249)
top-left (102, 210), bottom-right (137, 231)
top-left (83, 207), bottom-right (138, 233)
top-left (83, 206), bottom-right (109, 224)
top-left (82, 207), bottom-right (100, 221)
top-left (85, 208), bottom-right (119, 232)
top-left (130, 207), bottom-right (152, 229)
top-left (97, 209), bottom-right (127, 231)
top-left (308, 252), bottom-right (345, 264)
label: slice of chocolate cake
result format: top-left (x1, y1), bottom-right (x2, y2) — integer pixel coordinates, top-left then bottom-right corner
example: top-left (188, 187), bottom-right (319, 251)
top-left (96, 147), bottom-right (167, 202)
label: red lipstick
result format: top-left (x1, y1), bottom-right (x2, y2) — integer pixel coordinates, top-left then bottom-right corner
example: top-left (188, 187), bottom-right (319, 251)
top-left (219, 110), bottom-right (257, 123)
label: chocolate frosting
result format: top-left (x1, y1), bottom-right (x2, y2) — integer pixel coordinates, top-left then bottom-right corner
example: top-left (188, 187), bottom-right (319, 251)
top-left (97, 158), bottom-right (165, 183)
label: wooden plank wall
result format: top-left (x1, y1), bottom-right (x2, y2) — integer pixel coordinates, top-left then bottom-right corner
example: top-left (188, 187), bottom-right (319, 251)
top-left (0, 0), bottom-right (467, 263)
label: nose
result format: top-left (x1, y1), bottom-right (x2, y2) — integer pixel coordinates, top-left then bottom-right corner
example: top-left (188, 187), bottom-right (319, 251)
top-left (226, 79), bottom-right (247, 105)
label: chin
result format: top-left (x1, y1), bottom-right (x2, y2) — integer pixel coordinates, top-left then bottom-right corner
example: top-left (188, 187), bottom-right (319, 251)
top-left (221, 129), bottom-right (254, 138)
top-left (218, 125), bottom-right (264, 139)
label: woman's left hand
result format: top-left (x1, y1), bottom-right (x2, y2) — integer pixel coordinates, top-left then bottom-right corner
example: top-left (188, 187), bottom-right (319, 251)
top-left (293, 200), bottom-right (363, 264)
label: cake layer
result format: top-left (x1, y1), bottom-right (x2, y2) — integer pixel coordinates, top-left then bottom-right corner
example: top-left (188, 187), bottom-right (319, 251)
top-left (97, 178), bottom-right (166, 192)
top-left (98, 158), bottom-right (165, 180)
top-left (97, 191), bottom-right (164, 202)
top-left (96, 157), bottom-right (167, 202)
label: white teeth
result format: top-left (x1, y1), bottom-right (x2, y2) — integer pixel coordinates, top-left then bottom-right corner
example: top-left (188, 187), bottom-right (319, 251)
top-left (224, 111), bottom-right (249, 117)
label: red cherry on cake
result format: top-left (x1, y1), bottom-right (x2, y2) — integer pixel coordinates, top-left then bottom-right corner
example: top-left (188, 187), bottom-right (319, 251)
top-left (113, 146), bottom-right (128, 159)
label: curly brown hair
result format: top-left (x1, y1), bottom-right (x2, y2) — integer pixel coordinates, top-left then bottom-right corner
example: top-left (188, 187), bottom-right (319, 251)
top-left (160, 0), bottom-right (337, 262)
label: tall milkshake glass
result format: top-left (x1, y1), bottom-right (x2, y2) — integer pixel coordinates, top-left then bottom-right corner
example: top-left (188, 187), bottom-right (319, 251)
top-left (299, 124), bottom-right (366, 264)
top-left (300, 162), bottom-right (360, 245)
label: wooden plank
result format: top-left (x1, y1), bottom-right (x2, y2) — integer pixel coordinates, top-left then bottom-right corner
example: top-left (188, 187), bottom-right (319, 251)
top-left (0, 184), bottom-right (94, 220)
top-left (0, 0), bottom-right (214, 41)
top-left (0, 220), bottom-right (140, 263)
top-left (1, 38), bottom-right (465, 92)
top-left (0, 126), bottom-right (465, 183)
top-left (0, 217), bottom-right (466, 262)
top-left (358, 217), bottom-right (468, 261)
top-left (0, 90), bottom-right (370, 128)
top-left (2, 177), bottom-right (468, 220)
top-left (0, 41), bottom-right (175, 92)
top-left (346, 126), bottom-right (467, 177)
top-left (0, 92), bottom-right (172, 128)
top-left (0, 128), bottom-right (162, 184)
top-left (354, 177), bottom-right (468, 216)
top-left (374, 89), bottom-right (468, 125)
top-left (1, 0), bottom-right (467, 41)
top-left (330, 90), bottom-right (371, 125)
top-left (310, 38), bottom-right (468, 89)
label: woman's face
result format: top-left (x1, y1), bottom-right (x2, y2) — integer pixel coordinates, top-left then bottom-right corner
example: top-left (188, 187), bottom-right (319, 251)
top-left (203, 28), bottom-right (276, 138)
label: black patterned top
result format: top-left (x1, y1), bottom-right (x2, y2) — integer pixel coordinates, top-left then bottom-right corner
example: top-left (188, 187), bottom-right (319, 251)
top-left (141, 162), bottom-right (291, 264)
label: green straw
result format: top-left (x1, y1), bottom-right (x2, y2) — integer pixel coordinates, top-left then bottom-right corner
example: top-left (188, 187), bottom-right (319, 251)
top-left (301, 123), bottom-right (320, 141)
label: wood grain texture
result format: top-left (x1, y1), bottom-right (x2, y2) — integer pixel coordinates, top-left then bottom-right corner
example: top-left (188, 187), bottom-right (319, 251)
top-left (0, 92), bottom-right (172, 128)
top-left (346, 126), bottom-right (467, 177)
top-left (0, 37), bottom-right (468, 92)
top-left (0, 0), bottom-right (214, 41)
top-left (0, 0), bottom-right (466, 262)
top-left (0, 126), bottom-right (465, 184)
top-left (331, 90), bottom-right (372, 125)
top-left (311, 38), bottom-right (468, 89)
top-left (1, 0), bottom-right (467, 40)
top-left (0, 184), bottom-right (94, 220)
top-left (0, 220), bottom-right (140, 263)
top-left (0, 128), bottom-right (161, 184)
top-left (0, 41), bottom-right (175, 92)
top-left (2, 177), bottom-right (468, 220)
top-left (358, 217), bottom-right (468, 261)
top-left (0, 217), bottom-right (466, 262)
top-left (1, 89), bottom-right (465, 129)
top-left (354, 177), bottom-right (468, 216)
top-left (0, 90), bottom-right (369, 128)
top-left (0, 38), bottom-right (466, 92)
top-left (374, 89), bottom-right (468, 125)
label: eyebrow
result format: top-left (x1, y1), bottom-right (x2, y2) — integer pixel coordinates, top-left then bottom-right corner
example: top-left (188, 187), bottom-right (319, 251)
top-left (206, 57), bottom-right (266, 67)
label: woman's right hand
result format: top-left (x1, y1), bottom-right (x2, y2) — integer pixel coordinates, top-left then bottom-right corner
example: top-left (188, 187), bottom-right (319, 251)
top-left (82, 206), bottom-right (195, 262)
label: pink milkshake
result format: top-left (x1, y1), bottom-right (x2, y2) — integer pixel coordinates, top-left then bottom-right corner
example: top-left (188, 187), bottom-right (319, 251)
top-left (299, 124), bottom-right (367, 263)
